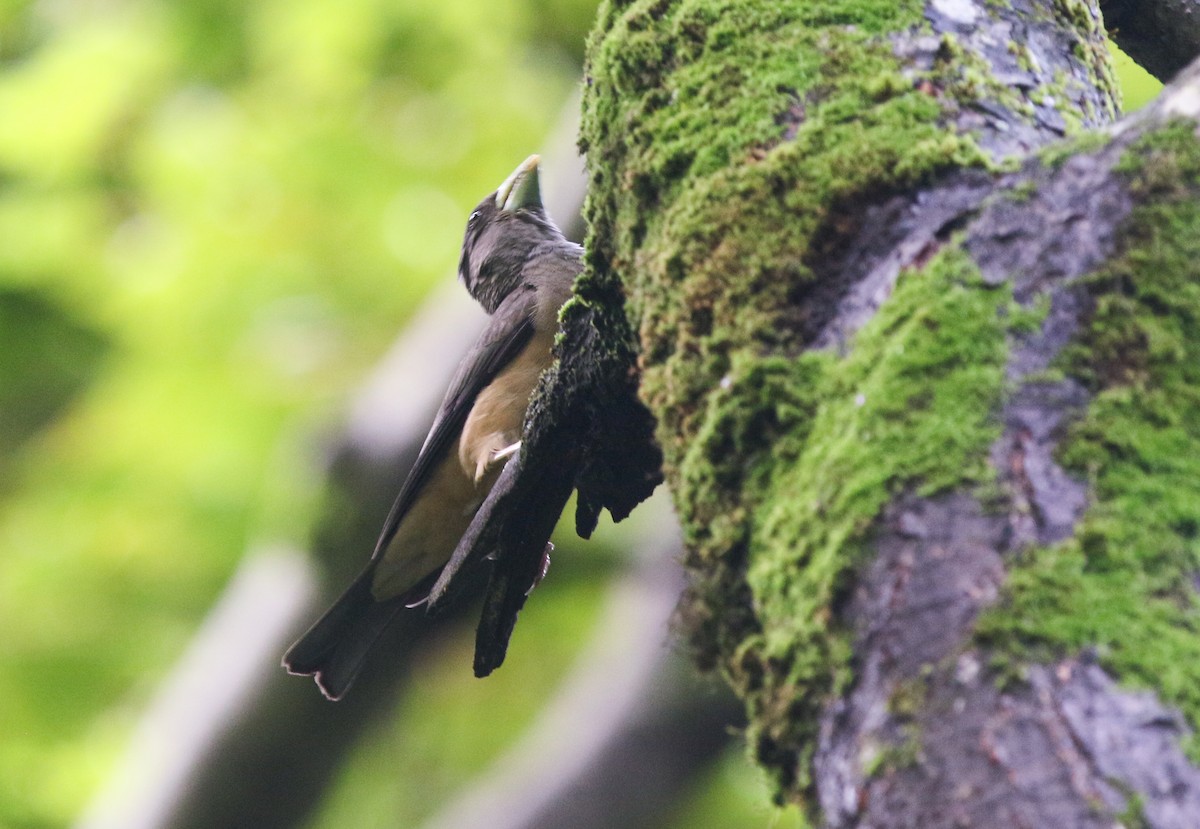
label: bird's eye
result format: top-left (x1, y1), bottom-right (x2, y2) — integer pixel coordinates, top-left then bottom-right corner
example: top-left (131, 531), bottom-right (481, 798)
top-left (468, 210), bottom-right (480, 225)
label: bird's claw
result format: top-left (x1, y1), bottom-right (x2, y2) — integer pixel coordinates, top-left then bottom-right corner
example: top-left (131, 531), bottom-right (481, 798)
top-left (492, 441), bottom-right (521, 463)
top-left (474, 440), bottom-right (522, 484)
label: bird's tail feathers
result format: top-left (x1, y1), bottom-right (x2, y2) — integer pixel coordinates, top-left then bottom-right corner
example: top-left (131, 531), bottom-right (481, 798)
top-left (282, 572), bottom-right (404, 701)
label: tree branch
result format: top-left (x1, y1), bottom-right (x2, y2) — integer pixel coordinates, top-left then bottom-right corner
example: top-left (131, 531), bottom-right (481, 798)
top-left (583, 0), bottom-right (1200, 824)
top-left (1102, 0), bottom-right (1200, 82)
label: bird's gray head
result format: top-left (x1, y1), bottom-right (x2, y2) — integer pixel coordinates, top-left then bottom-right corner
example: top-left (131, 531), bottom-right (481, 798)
top-left (457, 155), bottom-right (567, 314)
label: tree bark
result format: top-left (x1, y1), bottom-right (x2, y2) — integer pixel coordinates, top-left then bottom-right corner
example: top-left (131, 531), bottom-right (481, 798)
top-left (581, 0), bottom-right (1200, 825)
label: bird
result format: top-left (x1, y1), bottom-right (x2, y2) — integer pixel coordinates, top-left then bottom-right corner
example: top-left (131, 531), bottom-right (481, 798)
top-left (283, 155), bottom-right (581, 700)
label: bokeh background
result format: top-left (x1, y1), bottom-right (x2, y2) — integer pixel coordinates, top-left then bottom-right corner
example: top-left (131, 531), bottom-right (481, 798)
top-left (0, 0), bottom-right (1162, 825)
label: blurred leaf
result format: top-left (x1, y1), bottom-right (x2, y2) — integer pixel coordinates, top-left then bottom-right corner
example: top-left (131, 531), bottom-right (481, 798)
top-left (0, 286), bottom-right (107, 470)
top-left (1109, 41), bottom-right (1161, 112)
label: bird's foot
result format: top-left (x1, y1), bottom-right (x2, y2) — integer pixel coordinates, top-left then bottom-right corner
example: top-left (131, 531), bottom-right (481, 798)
top-left (492, 441), bottom-right (521, 463)
top-left (473, 440), bottom-right (522, 484)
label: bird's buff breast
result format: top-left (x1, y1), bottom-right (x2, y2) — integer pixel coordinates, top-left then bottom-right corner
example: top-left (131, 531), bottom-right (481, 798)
top-left (457, 325), bottom-right (554, 481)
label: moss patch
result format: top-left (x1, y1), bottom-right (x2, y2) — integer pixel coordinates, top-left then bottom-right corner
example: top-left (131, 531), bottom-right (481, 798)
top-left (581, 0), bottom-right (1018, 803)
top-left (736, 248), bottom-right (1009, 795)
top-left (582, 0), bottom-right (989, 463)
top-left (1039, 127), bottom-right (1112, 169)
top-left (581, 0), bottom-right (1127, 808)
top-left (977, 122), bottom-right (1200, 755)
top-left (1053, 0), bottom-right (1121, 111)
top-left (582, 0), bottom-right (997, 648)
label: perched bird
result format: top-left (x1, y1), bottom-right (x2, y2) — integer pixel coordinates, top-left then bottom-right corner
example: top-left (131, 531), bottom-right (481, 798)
top-left (283, 155), bottom-right (580, 700)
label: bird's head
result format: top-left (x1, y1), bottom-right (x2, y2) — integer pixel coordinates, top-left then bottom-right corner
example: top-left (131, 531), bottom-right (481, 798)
top-left (457, 154), bottom-right (565, 313)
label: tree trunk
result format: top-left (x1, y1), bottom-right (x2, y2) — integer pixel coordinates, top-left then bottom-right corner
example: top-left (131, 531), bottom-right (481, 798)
top-left (580, 0), bottom-right (1200, 825)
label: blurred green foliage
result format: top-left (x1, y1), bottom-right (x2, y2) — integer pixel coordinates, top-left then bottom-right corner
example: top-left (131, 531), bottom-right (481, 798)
top-left (0, 0), bottom-right (590, 825)
top-left (0, 0), bottom-right (1166, 825)
top-left (0, 288), bottom-right (107, 468)
top-left (1110, 42), bottom-right (1161, 111)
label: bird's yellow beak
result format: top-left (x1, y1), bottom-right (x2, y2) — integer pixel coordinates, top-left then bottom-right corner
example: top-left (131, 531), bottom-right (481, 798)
top-left (495, 154), bottom-right (542, 212)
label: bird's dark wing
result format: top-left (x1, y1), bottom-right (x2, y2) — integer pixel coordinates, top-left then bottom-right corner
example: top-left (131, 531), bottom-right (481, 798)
top-left (370, 284), bottom-right (538, 560)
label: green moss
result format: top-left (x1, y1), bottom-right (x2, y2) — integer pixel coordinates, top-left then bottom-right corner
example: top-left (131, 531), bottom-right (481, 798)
top-left (977, 122), bottom-right (1200, 755)
top-left (731, 249), bottom-right (1008, 794)
top-left (935, 34), bottom-right (1036, 140)
top-left (582, 0), bottom-right (997, 548)
top-left (680, 352), bottom-right (823, 551)
top-left (888, 676), bottom-right (928, 719)
top-left (1051, 0), bottom-right (1121, 115)
top-left (582, 0), bottom-right (1123, 808)
top-left (862, 732), bottom-right (922, 778)
top-left (1008, 177), bottom-right (1039, 203)
top-left (1007, 291), bottom-right (1052, 334)
top-left (1054, 0), bottom-right (1096, 32)
top-left (1116, 791), bottom-right (1151, 829)
top-left (1010, 39), bottom-right (1039, 75)
top-left (1040, 124), bottom-right (1112, 169)
top-left (581, 0), bottom-right (1020, 804)
top-left (1017, 367), bottom-right (1068, 385)
top-left (865, 666), bottom-right (926, 779)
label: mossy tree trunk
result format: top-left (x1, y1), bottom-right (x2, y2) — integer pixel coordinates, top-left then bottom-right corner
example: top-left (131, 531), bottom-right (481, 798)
top-left (579, 0), bottom-right (1200, 825)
